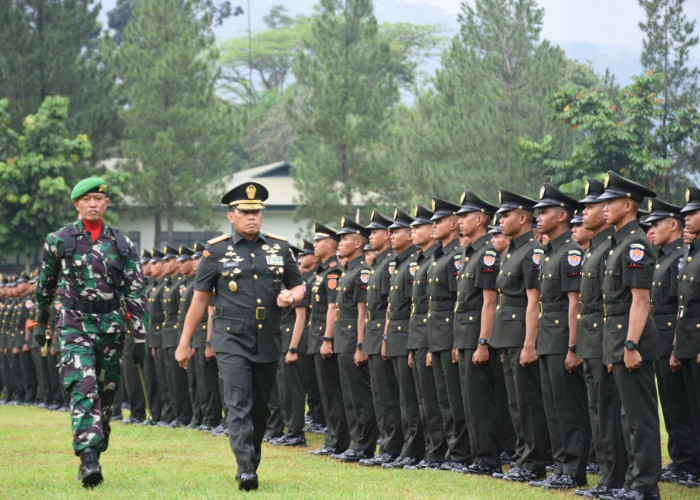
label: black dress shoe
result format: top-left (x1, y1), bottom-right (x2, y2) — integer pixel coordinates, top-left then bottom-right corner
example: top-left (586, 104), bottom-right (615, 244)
top-left (575, 483), bottom-right (613, 497)
top-left (543, 474), bottom-right (585, 490)
top-left (530, 473), bottom-right (561, 487)
top-left (499, 467), bottom-right (545, 482)
top-left (659, 467), bottom-right (689, 483)
top-left (77, 448), bottom-right (103, 488)
top-left (309, 445), bottom-right (342, 456)
top-left (599, 489), bottom-right (656, 500)
top-left (282, 435), bottom-right (306, 447)
top-left (404, 459), bottom-right (440, 470)
top-left (466, 462), bottom-right (501, 475)
top-left (440, 461), bottom-right (470, 472)
top-left (338, 449), bottom-right (373, 462)
top-left (586, 461), bottom-right (602, 475)
top-left (679, 473), bottom-right (700, 487)
top-left (238, 471), bottom-right (258, 492)
top-left (359, 452), bottom-right (397, 467)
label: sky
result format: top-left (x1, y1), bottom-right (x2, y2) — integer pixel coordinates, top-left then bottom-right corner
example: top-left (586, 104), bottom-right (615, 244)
top-left (99, 0), bottom-right (700, 84)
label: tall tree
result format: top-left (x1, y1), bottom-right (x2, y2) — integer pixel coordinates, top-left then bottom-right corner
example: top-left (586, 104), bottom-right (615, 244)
top-left (381, 0), bottom-right (592, 204)
top-left (115, 0), bottom-right (234, 246)
top-left (518, 72), bottom-right (699, 197)
top-left (638, 0), bottom-right (700, 193)
top-left (291, 0), bottom-right (403, 223)
top-left (0, 96), bottom-right (92, 270)
top-left (0, 1), bottom-right (121, 158)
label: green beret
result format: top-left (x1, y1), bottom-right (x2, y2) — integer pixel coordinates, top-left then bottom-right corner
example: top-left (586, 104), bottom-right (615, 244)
top-left (71, 177), bottom-right (108, 201)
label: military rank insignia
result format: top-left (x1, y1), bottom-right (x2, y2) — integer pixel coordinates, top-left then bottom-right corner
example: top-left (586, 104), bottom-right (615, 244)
top-left (454, 254), bottom-right (462, 270)
top-left (327, 274), bottom-right (339, 290)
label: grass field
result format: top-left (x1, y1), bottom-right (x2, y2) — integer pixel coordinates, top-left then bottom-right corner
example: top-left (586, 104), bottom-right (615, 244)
top-left (0, 405), bottom-right (696, 499)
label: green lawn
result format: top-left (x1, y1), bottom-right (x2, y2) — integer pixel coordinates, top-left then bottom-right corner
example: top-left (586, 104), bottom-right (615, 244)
top-left (0, 405), bottom-right (695, 499)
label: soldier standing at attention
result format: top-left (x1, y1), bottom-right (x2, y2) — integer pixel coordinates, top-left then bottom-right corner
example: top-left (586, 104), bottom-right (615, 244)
top-left (382, 208), bottom-right (424, 469)
top-left (453, 191), bottom-right (503, 476)
top-left (670, 186), bottom-right (700, 489)
top-left (330, 216), bottom-right (377, 463)
top-left (307, 222), bottom-right (350, 457)
top-left (530, 185), bottom-right (589, 490)
top-left (360, 210), bottom-right (403, 467)
top-left (426, 197), bottom-right (472, 472)
top-left (597, 171), bottom-right (661, 500)
top-left (175, 182), bottom-right (304, 491)
top-left (490, 189), bottom-right (549, 483)
top-left (645, 199), bottom-right (700, 485)
top-left (404, 204), bottom-right (448, 470)
top-left (574, 179), bottom-right (628, 498)
top-left (161, 244), bottom-right (192, 427)
top-left (34, 177), bottom-right (149, 487)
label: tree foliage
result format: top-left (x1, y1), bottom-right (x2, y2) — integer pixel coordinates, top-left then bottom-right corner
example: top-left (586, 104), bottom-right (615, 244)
top-left (379, 0), bottom-right (592, 207)
top-left (0, 96), bottom-right (92, 268)
top-left (638, 0), bottom-right (700, 193)
top-left (0, 0), bottom-right (121, 158)
top-left (113, 0), bottom-right (235, 246)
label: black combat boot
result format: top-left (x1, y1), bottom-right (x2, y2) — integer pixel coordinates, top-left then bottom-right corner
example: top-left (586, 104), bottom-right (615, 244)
top-left (77, 447), bottom-right (103, 488)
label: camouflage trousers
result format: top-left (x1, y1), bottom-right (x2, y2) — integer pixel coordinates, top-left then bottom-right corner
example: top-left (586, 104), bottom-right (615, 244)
top-left (58, 327), bottom-right (124, 455)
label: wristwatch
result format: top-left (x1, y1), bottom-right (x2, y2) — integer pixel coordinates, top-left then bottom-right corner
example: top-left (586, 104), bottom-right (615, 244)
top-left (288, 347), bottom-right (299, 355)
top-left (356, 342), bottom-right (364, 350)
top-left (478, 337), bottom-right (488, 346)
top-left (205, 340), bottom-right (212, 347)
top-left (568, 344), bottom-right (577, 353)
top-left (624, 339), bottom-right (639, 351)
top-left (322, 336), bottom-right (333, 342)
top-left (382, 334), bottom-right (388, 342)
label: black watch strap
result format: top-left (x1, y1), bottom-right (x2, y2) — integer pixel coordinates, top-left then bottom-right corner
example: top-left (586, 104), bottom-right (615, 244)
top-left (478, 337), bottom-right (488, 345)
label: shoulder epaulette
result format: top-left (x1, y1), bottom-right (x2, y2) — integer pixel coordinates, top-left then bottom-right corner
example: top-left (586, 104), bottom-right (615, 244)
top-left (207, 234), bottom-right (230, 245)
top-left (264, 233), bottom-right (287, 242)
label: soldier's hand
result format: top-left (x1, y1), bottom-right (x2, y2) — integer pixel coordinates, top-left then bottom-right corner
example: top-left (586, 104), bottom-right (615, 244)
top-left (205, 344), bottom-right (216, 361)
top-left (669, 353), bottom-right (682, 373)
top-left (623, 348), bottom-right (642, 371)
top-left (22, 343), bottom-right (30, 353)
top-left (320, 340), bottom-right (333, 359)
top-left (285, 350), bottom-right (298, 365)
top-left (407, 352), bottom-right (413, 368)
top-left (426, 352), bottom-right (432, 367)
top-left (354, 349), bottom-right (368, 366)
top-left (33, 325), bottom-right (50, 347)
top-left (451, 348), bottom-right (458, 363)
top-left (472, 344), bottom-right (489, 366)
top-left (175, 343), bottom-right (195, 369)
top-left (381, 341), bottom-right (388, 360)
top-left (519, 345), bottom-right (538, 367)
top-left (131, 341), bottom-right (147, 366)
top-left (696, 352), bottom-right (700, 368)
top-left (564, 351), bottom-right (582, 373)
top-left (277, 290), bottom-right (294, 308)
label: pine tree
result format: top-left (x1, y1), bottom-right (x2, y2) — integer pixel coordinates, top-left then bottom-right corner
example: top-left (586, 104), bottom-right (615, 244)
top-left (115, 0), bottom-right (234, 246)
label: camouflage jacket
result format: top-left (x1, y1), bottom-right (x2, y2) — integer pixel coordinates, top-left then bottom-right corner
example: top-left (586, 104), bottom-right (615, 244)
top-left (36, 220), bottom-right (149, 341)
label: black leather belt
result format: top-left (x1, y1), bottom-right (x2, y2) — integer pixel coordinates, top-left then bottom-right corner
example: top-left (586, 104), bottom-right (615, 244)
top-left (539, 301), bottom-right (569, 313)
top-left (62, 298), bottom-right (120, 314)
top-left (389, 310), bottom-right (411, 320)
top-left (578, 302), bottom-right (602, 314)
top-left (215, 305), bottom-right (270, 320)
top-left (603, 302), bottom-right (628, 317)
top-left (497, 296), bottom-right (528, 307)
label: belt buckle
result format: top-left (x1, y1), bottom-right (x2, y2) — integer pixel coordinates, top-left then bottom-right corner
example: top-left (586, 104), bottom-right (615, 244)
top-left (255, 307), bottom-right (266, 320)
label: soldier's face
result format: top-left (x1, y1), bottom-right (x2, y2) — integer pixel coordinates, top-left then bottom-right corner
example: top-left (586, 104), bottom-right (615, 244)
top-left (192, 257), bottom-right (201, 273)
top-left (338, 234), bottom-right (361, 258)
top-left (163, 258), bottom-right (178, 275)
top-left (411, 224), bottom-right (432, 246)
top-left (389, 228), bottom-right (411, 252)
top-left (536, 207), bottom-right (563, 236)
top-left (73, 193), bottom-right (109, 222)
top-left (685, 210), bottom-right (700, 236)
top-left (571, 225), bottom-right (592, 247)
top-left (458, 212), bottom-right (479, 238)
top-left (314, 238), bottom-right (336, 260)
top-left (603, 198), bottom-right (630, 227)
top-left (179, 259), bottom-right (194, 276)
top-left (491, 233), bottom-right (510, 253)
top-left (583, 202), bottom-right (605, 231)
top-left (650, 218), bottom-right (674, 246)
top-left (369, 229), bottom-right (390, 251)
top-left (499, 210), bottom-right (519, 236)
top-left (432, 216), bottom-right (455, 240)
top-left (229, 209), bottom-right (262, 239)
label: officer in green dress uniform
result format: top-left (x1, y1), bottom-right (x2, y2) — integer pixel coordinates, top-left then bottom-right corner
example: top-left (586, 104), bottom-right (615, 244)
top-left (307, 222), bottom-right (350, 456)
top-left (670, 186), bottom-right (700, 488)
top-left (175, 182), bottom-right (304, 491)
top-left (330, 215), bottom-right (378, 463)
top-left (360, 210), bottom-right (403, 467)
top-left (454, 191), bottom-right (503, 476)
top-left (574, 179), bottom-right (628, 498)
top-left (404, 204), bottom-right (448, 470)
top-left (645, 199), bottom-right (700, 484)
top-left (491, 189), bottom-right (550, 483)
top-left (382, 208), bottom-right (424, 469)
top-left (530, 185), bottom-right (589, 490)
top-left (161, 244), bottom-right (192, 427)
top-left (597, 171), bottom-right (661, 500)
top-left (426, 197), bottom-right (472, 472)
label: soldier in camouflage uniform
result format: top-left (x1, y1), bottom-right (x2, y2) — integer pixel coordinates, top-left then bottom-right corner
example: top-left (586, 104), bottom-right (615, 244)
top-left (34, 177), bottom-right (149, 488)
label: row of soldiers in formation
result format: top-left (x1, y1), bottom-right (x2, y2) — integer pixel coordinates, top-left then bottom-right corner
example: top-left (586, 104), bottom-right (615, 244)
top-left (3, 171), bottom-right (700, 499)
